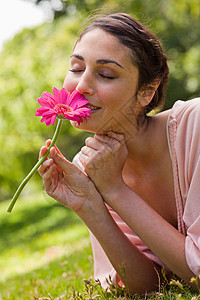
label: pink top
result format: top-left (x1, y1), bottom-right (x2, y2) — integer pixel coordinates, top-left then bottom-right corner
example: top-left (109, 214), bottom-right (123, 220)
top-left (73, 98), bottom-right (200, 288)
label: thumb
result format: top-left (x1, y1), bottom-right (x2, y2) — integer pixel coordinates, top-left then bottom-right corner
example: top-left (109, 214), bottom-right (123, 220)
top-left (50, 147), bottom-right (83, 176)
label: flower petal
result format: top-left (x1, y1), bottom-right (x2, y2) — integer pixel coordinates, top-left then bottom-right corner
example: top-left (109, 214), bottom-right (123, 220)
top-left (41, 110), bottom-right (56, 118)
top-left (41, 92), bottom-right (56, 107)
top-left (68, 90), bottom-right (88, 108)
top-left (60, 88), bottom-right (70, 104)
top-left (36, 88), bottom-right (91, 126)
top-left (52, 87), bottom-right (63, 105)
top-left (50, 114), bottom-right (57, 125)
top-left (40, 116), bottom-right (51, 126)
top-left (37, 97), bottom-right (54, 108)
top-left (35, 107), bottom-right (51, 116)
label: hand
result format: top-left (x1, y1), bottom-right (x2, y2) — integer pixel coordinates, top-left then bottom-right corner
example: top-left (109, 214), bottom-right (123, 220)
top-left (79, 131), bottom-right (128, 197)
top-left (38, 140), bottom-right (104, 215)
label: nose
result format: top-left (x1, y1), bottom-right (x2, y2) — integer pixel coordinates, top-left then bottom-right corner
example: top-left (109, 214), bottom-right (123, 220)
top-left (76, 71), bottom-right (94, 96)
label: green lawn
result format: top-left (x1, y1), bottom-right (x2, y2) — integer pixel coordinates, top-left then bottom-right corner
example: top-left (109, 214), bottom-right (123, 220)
top-left (0, 187), bottom-right (93, 299)
top-left (0, 186), bottom-right (199, 299)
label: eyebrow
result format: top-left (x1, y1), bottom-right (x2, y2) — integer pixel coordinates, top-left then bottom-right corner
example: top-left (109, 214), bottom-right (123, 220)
top-left (70, 54), bottom-right (124, 69)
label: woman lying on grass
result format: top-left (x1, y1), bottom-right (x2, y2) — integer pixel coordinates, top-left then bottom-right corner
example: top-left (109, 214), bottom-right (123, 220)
top-left (38, 13), bottom-right (200, 295)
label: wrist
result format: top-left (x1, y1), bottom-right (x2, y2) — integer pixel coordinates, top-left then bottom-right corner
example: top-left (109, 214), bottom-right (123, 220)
top-left (75, 191), bottom-right (109, 222)
top-left (77, 200), bottom-right (113, 232)
top-left (102, 181), bottom-right (129, 207)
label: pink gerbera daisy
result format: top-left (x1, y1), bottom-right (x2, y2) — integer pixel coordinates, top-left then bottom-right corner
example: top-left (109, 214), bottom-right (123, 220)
top-left (7, 87), bottom-right (92, 213)
top-left (35, 87), bottom-right (91, 126)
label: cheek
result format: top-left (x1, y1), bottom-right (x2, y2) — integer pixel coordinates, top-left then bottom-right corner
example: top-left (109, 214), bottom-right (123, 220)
top-left (63, 73), bottom-right (77, 93)
top-left (101, 86), bottom-right (125, 107)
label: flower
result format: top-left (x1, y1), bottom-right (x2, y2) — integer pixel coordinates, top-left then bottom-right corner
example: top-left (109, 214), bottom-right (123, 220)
top-left (35, 87), bottom-right (91, 126)
top-left (169, 279), bottom-right (184, 290)
top-left (7, 87), bottom-right (91, 213)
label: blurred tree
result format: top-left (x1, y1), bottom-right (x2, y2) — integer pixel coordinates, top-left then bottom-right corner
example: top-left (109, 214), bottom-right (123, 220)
top-left (0, 0), bottom-right (199, 200)
top-left (31, 0), bottom-right (200, 108)
top-left (27, 0), bottom-right (109, 20)
top-left (0, 16), bottom-right (91, 200)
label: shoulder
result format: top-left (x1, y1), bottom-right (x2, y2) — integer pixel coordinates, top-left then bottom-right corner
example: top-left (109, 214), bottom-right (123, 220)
top-left (168, 98), bottom-right (200, 190)
top-left (167, 98), bottom-right (200, 183)
top-left (169, 97), bottom-right (200, 124)
top-left (167, 97), bottom-right (200, 148)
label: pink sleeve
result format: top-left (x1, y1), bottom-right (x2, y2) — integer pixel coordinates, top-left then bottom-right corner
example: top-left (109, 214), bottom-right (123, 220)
top-left (185, 220), bottom-right (200, 276)
top-left (184, 141), bottom-right (200, 276)
top-left (170, 98), bottom-right (200, 276)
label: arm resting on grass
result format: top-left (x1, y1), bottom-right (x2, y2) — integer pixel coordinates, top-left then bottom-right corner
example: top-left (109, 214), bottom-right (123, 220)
top-left (102, 185), bottom-right (197, 287)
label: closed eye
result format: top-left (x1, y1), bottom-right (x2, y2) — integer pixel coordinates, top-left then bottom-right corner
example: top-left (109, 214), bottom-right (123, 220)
top-left (99, 74), bottom-right (115, 80)
top-left (69, 69), bottom-right (83, 73)
top-left (70, 69), bottom-right (114, 79)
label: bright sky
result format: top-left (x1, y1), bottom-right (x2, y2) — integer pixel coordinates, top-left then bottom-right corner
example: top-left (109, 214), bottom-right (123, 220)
top-left (0, 0), bottom-right (46, 51)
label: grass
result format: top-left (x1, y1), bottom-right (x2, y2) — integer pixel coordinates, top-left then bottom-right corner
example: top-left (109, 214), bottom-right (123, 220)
top-left (0, 185), bottom-right (93, 299)
top-left (0, 184), bottom-right (200, 299)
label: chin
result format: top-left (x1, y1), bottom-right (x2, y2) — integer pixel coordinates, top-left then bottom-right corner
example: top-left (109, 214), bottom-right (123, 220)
top-left (70, 119), bottom-right (108, 134)
top-left (70, 120), bottom-right (96, 133)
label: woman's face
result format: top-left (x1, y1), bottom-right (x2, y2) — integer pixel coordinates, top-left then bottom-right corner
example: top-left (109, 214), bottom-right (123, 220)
top-left (63, 28), bottom-right (139, 134)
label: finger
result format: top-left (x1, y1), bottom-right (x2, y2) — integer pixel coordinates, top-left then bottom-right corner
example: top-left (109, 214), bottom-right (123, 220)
top-left (50, 146), bottom-right (80, 175)
top-left (95, 133), bottom-right (122, 152)
top-left (39, 139), bottom-right (53, 161)
top-left (54, 144), bottom-right (63, 156)
top-left (39, 146), bottom-right (49, 160)
top-left (46, 139), bottom-right (52, 148)
top-left (42, 164), bottom-right (57, 192)
top-left (46, 139), bottom-right (63, 156)
top-left (106, 131), bottom-right (125, 143)
top-left (42, 163), bottom-right (56, 182)
top-left (94, 133), bottom-right (111, 144)
top-left (85, 136), bottom-right (106, 151)
top-left (94, 133), bottom-right (123, 148)
top-left (81, 145), bottom-right (97, 157)
top-left (38, 158), bottom-right (54, 176)
top-left (79, 152), bottom-right (90, 167)
top-left (101, 132), bottom-right (126, 151)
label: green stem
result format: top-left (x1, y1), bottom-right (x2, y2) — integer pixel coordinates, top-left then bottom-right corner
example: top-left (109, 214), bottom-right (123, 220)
top-left (7, 119), bottom-right (63, 213)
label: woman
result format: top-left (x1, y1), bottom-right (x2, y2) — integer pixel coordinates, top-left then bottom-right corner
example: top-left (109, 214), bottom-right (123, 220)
top-left (38, 13), bottom-right (200, 294)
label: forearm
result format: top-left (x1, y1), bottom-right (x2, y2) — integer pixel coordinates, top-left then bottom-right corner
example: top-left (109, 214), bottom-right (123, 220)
top-left (76, 203), bottom-right (163, 294)
top-left (104, 185), bottom-right (196, 284)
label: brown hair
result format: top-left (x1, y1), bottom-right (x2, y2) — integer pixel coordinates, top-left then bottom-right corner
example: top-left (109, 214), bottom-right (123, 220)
top-left (77, 13), bottom-right (169, 116)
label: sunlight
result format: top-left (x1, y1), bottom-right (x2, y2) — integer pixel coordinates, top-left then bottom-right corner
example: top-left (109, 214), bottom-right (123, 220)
top-left (0, 0), bottom-right (45, 50)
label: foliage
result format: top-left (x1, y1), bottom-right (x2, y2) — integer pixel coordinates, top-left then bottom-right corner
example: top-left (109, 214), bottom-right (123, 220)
top-left (30, 0), bottom-right (110, 20)
top-left (0, 193), bottom-right (199, 299)
top-left (0, 16), bottom-right (90, 200)
top-left (0, 0), bottom-right (200, 200)
top-left (32, 0), bottom-right (200, 108)
top-left (0, 191), bottom-right (93, 298)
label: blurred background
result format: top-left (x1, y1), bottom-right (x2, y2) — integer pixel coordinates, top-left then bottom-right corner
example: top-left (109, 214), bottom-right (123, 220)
top-left (0, 0), bottom-right (200, 298)
top-left (0, 0), bottom-right (200, 201)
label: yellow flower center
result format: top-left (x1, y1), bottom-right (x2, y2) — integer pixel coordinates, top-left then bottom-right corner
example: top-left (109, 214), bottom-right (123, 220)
top-left (55, 104), bottom-right (72, 113)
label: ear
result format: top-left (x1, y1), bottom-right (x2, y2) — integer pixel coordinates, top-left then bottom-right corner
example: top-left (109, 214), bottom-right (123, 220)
top-left (137, 79), bottom-right (160, 107)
